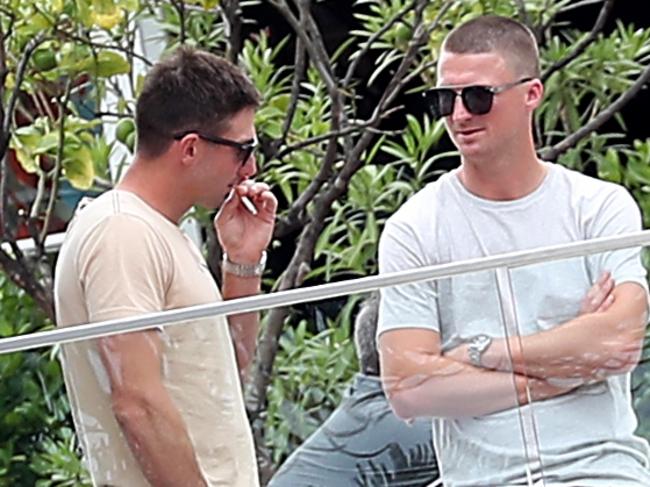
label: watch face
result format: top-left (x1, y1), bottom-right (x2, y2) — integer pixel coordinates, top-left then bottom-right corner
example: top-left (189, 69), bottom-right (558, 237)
top-left (469, 334), bottom-right (492, 367)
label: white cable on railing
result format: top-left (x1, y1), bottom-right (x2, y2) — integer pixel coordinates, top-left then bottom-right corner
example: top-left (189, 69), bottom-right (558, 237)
top-left (1, 230), bottom-right (649, 355)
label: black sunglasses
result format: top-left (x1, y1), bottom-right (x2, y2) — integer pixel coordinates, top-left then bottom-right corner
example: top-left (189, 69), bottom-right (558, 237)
top-left (173, 131), bottom-right (258, 165)
top-left (424, 77), bottom-right (533, 119)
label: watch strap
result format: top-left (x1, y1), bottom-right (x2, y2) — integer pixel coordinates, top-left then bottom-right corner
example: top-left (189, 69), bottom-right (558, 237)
top-left (467, 334), bottom-right (492, 367)
top-left (222, 251), bottom-right (267, 278)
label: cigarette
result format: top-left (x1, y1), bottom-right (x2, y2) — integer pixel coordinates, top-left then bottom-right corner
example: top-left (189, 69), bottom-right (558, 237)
top-left (241, 196), bottom-right (258, 215)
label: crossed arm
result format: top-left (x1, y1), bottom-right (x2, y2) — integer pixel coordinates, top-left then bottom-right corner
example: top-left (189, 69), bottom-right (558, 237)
top-left (379, 274), bottom-right (647, 420)
top-left (448, 280), bottom-right (648, 384)
top-left (379, 327), bottom-right (575, 419)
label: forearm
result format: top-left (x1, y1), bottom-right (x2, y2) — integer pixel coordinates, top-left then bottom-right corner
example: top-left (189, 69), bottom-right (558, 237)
top-left (384, 355), bottom-right (573, 419)
top-left (222, 271), bottom-right (261, 378)
top-left (485, 284), bottom-right (648, 381)
top-left (113, 394), bottom-right (207, 487)
top-left (508, 314), bottom-right (643, 380)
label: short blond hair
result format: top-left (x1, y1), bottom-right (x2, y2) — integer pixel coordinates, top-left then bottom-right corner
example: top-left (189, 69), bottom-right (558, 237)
top-left (442, 15), bottom-right (540, 78)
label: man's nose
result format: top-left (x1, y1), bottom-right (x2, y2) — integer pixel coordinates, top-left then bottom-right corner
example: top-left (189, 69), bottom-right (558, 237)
top-left (450, 93), bottom-right (472, 122)
top-left (240, 154), bottom-right (257, 178)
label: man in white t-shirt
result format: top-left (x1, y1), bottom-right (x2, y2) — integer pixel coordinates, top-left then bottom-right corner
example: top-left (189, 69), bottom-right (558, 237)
top-left (55, 47), bottom-right (276, 486)
top-left (377, 15), bottom-right (650, 487)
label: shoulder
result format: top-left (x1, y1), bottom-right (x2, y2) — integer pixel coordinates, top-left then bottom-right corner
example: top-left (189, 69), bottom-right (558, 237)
top-left (70, 191), bottom-right (170, 243)
top-left (384, 174), bottom-right (452, 234)
top-left (550, 163), bottom-right (641, 235)
top-left (551, 163), bottom-right (634, 205)
top-left (68, 192), bottom-right (174, 269)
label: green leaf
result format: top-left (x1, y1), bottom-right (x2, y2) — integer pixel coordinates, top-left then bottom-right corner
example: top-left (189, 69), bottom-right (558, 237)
top-left (91, 0), bottom-right (124, 29)
top-left (72, 51), bottom-right (130, 77)
top-left (13, 147), bottom-right (40, 174)
top-left (628, 159), bottom-right (650, 186)
top-left (34, 132), bottom-right (60, 155)
top-left (63, 147), bottom-right (95, 189)
top-left (596, 149), bottom-right (622, 183)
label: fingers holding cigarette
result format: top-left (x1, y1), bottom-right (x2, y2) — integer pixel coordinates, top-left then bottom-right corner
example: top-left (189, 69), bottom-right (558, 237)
top-left (241, 196), bottom-right (258, 215)
top-left (233, 181), bottom-right (277, 220)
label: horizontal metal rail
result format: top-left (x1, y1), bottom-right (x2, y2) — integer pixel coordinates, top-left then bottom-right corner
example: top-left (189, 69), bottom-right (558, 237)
top-left (1, 230), bottom-right (649, 355)
top-left (0, 232), bottom-right (65, 257)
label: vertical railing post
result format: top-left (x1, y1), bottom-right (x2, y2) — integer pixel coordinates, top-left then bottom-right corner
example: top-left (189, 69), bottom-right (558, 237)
top-left (495, 267), bottom-right (546, 487)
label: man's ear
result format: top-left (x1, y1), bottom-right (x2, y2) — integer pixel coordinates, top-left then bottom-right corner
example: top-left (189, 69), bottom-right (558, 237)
top-left (177, 133), bottom-right (200, 167)
top-left (526, 79), bottom-right (544, 111)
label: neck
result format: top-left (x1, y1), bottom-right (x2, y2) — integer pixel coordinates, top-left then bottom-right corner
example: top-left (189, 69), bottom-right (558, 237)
top-left (116, 156), bottom-right (191, 224)
top-left (459, 139), bottom-right (545, 201)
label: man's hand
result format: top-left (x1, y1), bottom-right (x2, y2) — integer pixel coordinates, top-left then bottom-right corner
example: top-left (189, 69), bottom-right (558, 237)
top-left (579, 271), bottom-right (615, 314)
top-left (216, 181), bottom-right (277, 378)
top-left (214, 181), bottom-right (278, 263)
top-left (516, 374), bottom-right (580, 405)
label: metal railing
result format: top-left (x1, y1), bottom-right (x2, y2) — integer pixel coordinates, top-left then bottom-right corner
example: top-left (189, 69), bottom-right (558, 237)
top-left (0, 230), bottom-right (648, 355)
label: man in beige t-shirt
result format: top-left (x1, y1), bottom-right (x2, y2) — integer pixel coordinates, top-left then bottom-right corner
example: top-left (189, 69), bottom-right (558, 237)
top-left (54, 47), bottom-right (277, 487)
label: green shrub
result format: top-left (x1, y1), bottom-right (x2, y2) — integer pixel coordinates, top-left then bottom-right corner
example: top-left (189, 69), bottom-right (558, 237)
top-left (264, 298), bottom-right (361, 465)
top-left (0, 273), bottom-right (89, 486)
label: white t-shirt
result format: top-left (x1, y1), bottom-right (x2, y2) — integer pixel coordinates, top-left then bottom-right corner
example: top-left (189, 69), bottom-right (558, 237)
top-left (378, 162), bottom-right (650, 486)
top-left (55, 190), bottom-right (259, 486)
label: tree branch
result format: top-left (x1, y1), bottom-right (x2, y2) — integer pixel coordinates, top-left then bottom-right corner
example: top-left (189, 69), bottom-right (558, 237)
top-left (0, 15), bottom-right (8, 147)
top-left (222, 0), bottom-right (243, 63)
top-left (278, 36), bottom-right (306, 148)
top-left (559, 0), bottom-right (608, 14)
top-left (359, 0), bottom-right (450, 156)
top-left (264, 0), bottom-right (349, 247)
top-left (0, 33), bottom-right (45, 240)
top-left (343, 1), bottom-right (416, 88)
top-left (170, 0), bottom-right (187, 44)
top-left (40, 78), bottom-right (73, 245)
top-left (273, 107), bottom-right (402, 238)
top-left (541, 0), bottom-right (615, 83)
top-left (515, 0), bottom-right (532, 29)
top-left (50, 22), bottom-right (154, 67)
top-left (270, 0), bottom-right (337, 95)
top-left (540, 61), bottom-right (650, 161)
top-left (34, 89), bottom-right (57, 121)
top-left (296, 0), bottom-right (338, 98)
top-left (249, 2), bottom-right (450, 464)
top-left (1, 34), bottom-right (45, 142)
top-left (274, 114), bottom-right (399, 160)
top-left (387, 2), bottom-right (442, 105)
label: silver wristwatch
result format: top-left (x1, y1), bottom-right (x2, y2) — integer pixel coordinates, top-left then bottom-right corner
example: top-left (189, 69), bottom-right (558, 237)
top-left (222, 251), bottom-right (267, 278)
top-left (467, 334), bottom-right (492, 367)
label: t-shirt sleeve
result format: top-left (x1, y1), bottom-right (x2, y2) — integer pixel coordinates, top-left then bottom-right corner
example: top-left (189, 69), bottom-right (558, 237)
top-left (377, 217), bottom-right (439, 338)
top-left (586, 185), bottom-right (648, 293)
top-left (77, 214), bottom-right (172, 323)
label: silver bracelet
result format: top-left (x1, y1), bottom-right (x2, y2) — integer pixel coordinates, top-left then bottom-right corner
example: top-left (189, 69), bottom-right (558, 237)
top-left (222, 251), bottom-right (267, 278)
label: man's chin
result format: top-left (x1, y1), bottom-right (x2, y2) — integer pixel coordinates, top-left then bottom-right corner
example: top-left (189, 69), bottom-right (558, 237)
top-left (193, 197), bottom-right (223, 212)
top-left (457, 143), bottom-right (489, 160)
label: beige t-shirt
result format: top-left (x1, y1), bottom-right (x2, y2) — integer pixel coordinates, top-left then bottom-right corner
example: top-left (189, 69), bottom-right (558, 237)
top-left (54, 190), bottom-right (259, 486)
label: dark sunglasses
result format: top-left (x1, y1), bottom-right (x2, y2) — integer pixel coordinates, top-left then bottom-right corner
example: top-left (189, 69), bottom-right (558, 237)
top-left (173, 131), bottom-right (258, 165)
top-left (424, 77), bottom-right (533, 119)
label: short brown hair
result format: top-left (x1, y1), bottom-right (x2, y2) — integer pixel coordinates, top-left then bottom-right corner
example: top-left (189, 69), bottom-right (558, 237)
top-left (135, 46), bottom-right (261, 157)
top-left (442, 15), bottom-right (540, 78)
top-left (353, 292), bottom-right (380, 376)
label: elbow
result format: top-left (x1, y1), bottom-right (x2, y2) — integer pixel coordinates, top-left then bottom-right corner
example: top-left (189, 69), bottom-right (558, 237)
top-left (617, 341), bottom-right (643, 373)
top-left (601, 286), bottom-right (649, 375)
top-left (110, 387), bottom-right (155, 430)
top-left (381, 374), bottom-right (427, 420)
top-left (385, 388), bottom-right (418, 420)
top-left (602, 338), bottom-right (643, 375)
